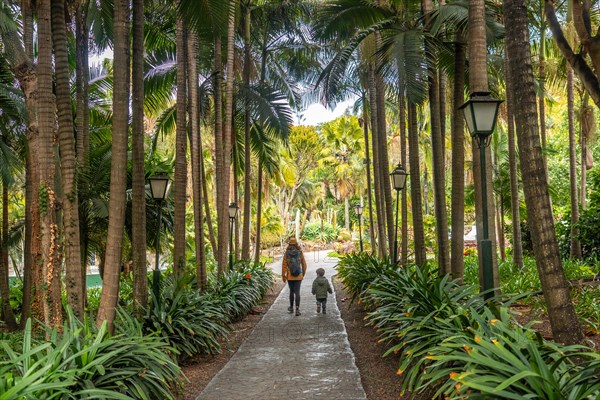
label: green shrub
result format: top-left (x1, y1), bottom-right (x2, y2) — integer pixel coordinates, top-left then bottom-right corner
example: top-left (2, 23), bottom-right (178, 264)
top-left (1, 311), bottom-right (182, 400)
top-left (335, 252), bottom-right (396, 304)
top-left (301, 221), bottom-right (338, 243)
top-left (144, 275), bottom-right (229, 361)
top-left (426, 308), bottom-right (600, 399)
top-left (573, 287), bottom-right (600, 335)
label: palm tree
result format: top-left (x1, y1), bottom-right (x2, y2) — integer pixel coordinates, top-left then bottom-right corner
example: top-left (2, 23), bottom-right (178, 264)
top-left (173, 13), bottom-right (187, 275)
top-left (505, 0), bottom-right (583, 345)
top-left (38, 0), bottom-right (62, 328)
top-left (131, 0), bottom-right (147, 314)
top-left (96, 0), bottom-right (130, 330)
top-left (51, 0), bottom-right (84, 319)
top-left (241, 1), bottom-right (252, 260)
top-left (75, 0), bottom-right (90, 166)
top-left (567, 65), bottom-right (582, 259)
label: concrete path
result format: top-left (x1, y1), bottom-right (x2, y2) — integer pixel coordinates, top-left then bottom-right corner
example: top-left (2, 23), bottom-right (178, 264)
top-left (197, 251), bottom-right (367, 400)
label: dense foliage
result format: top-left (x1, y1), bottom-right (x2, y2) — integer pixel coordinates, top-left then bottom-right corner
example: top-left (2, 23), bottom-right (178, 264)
top-left (336, 254), bottom-right (600, 398)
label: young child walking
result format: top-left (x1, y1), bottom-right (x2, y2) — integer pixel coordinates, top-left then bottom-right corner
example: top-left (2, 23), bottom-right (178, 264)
top-left (311, 268), bottom-right (333, 314)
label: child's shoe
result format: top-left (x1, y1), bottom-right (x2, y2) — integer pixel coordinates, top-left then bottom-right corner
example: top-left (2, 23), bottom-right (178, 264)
top-left (316, 302), bottom-right (321, 313)
top-left (322, 305), bottom-right (327, 314)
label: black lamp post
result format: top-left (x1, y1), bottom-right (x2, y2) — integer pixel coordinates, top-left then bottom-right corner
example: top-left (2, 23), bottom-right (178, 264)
top-left (228, 202), bottom-right (239, 271)
top-left (459, 91), bottom-right (502, 300)
top-left (390, 163), bottom-right (408, 264)
top-left (354, 203), bottom-right (364, 252)
top-left (149, 173), bottom-right (170, 299)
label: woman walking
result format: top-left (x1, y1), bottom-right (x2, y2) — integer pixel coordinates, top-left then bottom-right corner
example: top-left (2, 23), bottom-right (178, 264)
top-left (281, 236), bottom-right (307, 316)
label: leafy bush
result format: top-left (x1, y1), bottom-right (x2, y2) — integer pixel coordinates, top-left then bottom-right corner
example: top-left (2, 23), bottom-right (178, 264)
top-left (335, 252), bottom-right (396, 304)
top-left (1, 311), bottom-right (182, 400)
top-left (363, 265), bottom-right (484, 394)
top-left (573, 287), bottom-right (600, 335)
top-left (426, 308), bottom-right (600, 399)
top-left (144, 262), bottom-right (273, 361)
top-left (144, 275), bottom-right (229, 361)
top-left (301, 220), bottom-right (338, 243)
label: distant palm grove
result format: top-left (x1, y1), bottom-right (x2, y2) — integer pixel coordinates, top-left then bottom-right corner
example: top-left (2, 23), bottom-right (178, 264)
top-left (1, 0), bottom-right (600, 357)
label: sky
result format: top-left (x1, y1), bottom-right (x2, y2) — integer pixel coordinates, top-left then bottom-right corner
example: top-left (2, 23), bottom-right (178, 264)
top-left (294, 99), bottom-right (356, 126)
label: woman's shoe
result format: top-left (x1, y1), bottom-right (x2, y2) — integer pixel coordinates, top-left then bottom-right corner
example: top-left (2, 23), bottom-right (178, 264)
top-left (288, 306), bottom-right (293, 313)
top-left (295, 307), bottom-right (301, 316)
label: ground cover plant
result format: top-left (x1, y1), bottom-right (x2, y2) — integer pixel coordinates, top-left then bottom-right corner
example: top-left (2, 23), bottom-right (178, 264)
top-left (0, 263), bottom-right (274, 399)
top-left (336, 254), bottom-right (600, 399)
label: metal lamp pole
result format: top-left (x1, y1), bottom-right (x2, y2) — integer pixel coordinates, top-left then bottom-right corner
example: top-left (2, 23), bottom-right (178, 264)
top-left (354, 204), bottom-right (364, 252)
top-left (228, 202), bottom-right (239, 271)
top-left (460, 92), bottom-right (503, 300)
top-left (149, 173), bottom-right (170, 300)
top-left (390, 164), bottom-right (408, 265)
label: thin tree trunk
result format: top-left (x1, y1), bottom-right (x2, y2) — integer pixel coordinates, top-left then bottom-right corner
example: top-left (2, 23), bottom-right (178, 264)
top-left (423, 0), bottom-right (450, 275)
top-left (173, 16), bottom-right (187, 274)
top-left (468, 0), bottom-right (500, 294)
top-left (52, 0), bottom-right (84, 319)
top-left (4, 4), bottom-right (36, 325)
top-left (76, 0), bottom-right (90, 167)
top-left (450, 40), bottom-right (466, 280)
top-left (539, 6), bottom-right (548, 172)
top-left (368, 65), bottom-right (386, 257)
top-left (219, 0), bottom-right (236, 273)
top-left (38, 0), bottom-right (62, 329)
top-left (361, 98), bottom-right (375, 253)
top-left (200, 143), bottom-right (217, 256)
top-left (568, 66), bottom-right (582, 259)
top-left (254, 163), bottom-right (263, 263)
top-left (399, 93), bottom-right (408, 265)
top-left (96, 0), bottom-right (130, 330)
top-left (131, 0), bottom-right (147, 315)
top-left (374, 32), bottom-right (395, 256)
top-left (505, 0), bottom-right (583, 345)
top-left (188, 34), bottom-right (207, 290)
top-left (408, 103), bottom-right (426, 265)
top-left (1, 184), bottom-right (17, 329)
top-left (241, 5), bottom-right (252, 260)
top-left (504, 51), bottom-right (524, 269)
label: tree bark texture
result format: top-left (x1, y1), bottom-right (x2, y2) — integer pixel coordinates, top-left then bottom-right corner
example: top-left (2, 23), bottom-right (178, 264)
top-left (173, 16), bottom-right (188, 275)
top-left (408, 103), bottom-right (426, 266)
top-left (450, 41), bottom-right (466, 280)
top-left (96, 0), bottom-right (130, 330)
top-left (505, 0), bottom-right (584, 345)
top-left (132, 0), bottom-right (148, 315)
top-left (52, 0), bottom-right (84, 319)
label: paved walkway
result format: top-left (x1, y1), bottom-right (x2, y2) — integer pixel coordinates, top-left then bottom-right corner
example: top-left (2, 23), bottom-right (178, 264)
top-left (197, 251), bottom-right (367, 400)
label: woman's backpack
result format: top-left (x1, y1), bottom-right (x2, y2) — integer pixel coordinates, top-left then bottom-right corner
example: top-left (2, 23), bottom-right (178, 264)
top-left (286, 247), bottom-right (303, 276)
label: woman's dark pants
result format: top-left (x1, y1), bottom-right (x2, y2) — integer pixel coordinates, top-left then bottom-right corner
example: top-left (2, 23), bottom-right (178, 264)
top-left (288, 280), bottom-right (301, 308)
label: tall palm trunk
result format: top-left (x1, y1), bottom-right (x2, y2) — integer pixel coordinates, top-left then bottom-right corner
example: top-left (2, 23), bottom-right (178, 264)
top-left (399, 93), bottom-right (408, 265)
top-left (1, 184), bottom-right (16, 329)
top-left (254, 162), bottom-right (263, 263)
top-left (38, 0), bottom-right (62, 328)
top-left (201, 144), bottom-right (217, 256)
top-left (76, 0), bottom-right (90, 166)
top-left (539, 6), bottom-right (548, 172)
top-left (219, 0), bottom-right (236, 273)
top-left (52, 0), bottom-right (83, 319)
top-left (361, 98), bottom-right (375, 251)
top-left (131, 0), bottom-right (147, 315)
top-left (188, 34), bottom-right (207, 290)
top-left (468, 0), bottom-right (499, 293)
top-left (368, 65), bottom-right (386, 257)
top-left (214, 35), bottom-right (225, 274)
top-left (567, 66), bottom-right (582, 259)
top-left (173, 16), bottom-right (188, 274)
top-left (504, 52), bottom-right (524, 269)
top-left (423, 0), bottom-right (450, 275)
top-left (408, 103), bottom-right (426, 265)
top-left (241, 5), bottom-right (252, 260)
top-left (450, 40), bottom-right (466, 280)
top-left (580, 95), bottom-right (592, 210)
top-left (96, 0), bottom-right (130, 330)
top-left (374, 33), bottom-right (394, 256)
top-left (504, 0), bottom-right (583, 345)
top-left (13, 0), bottom-right (37, 327)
